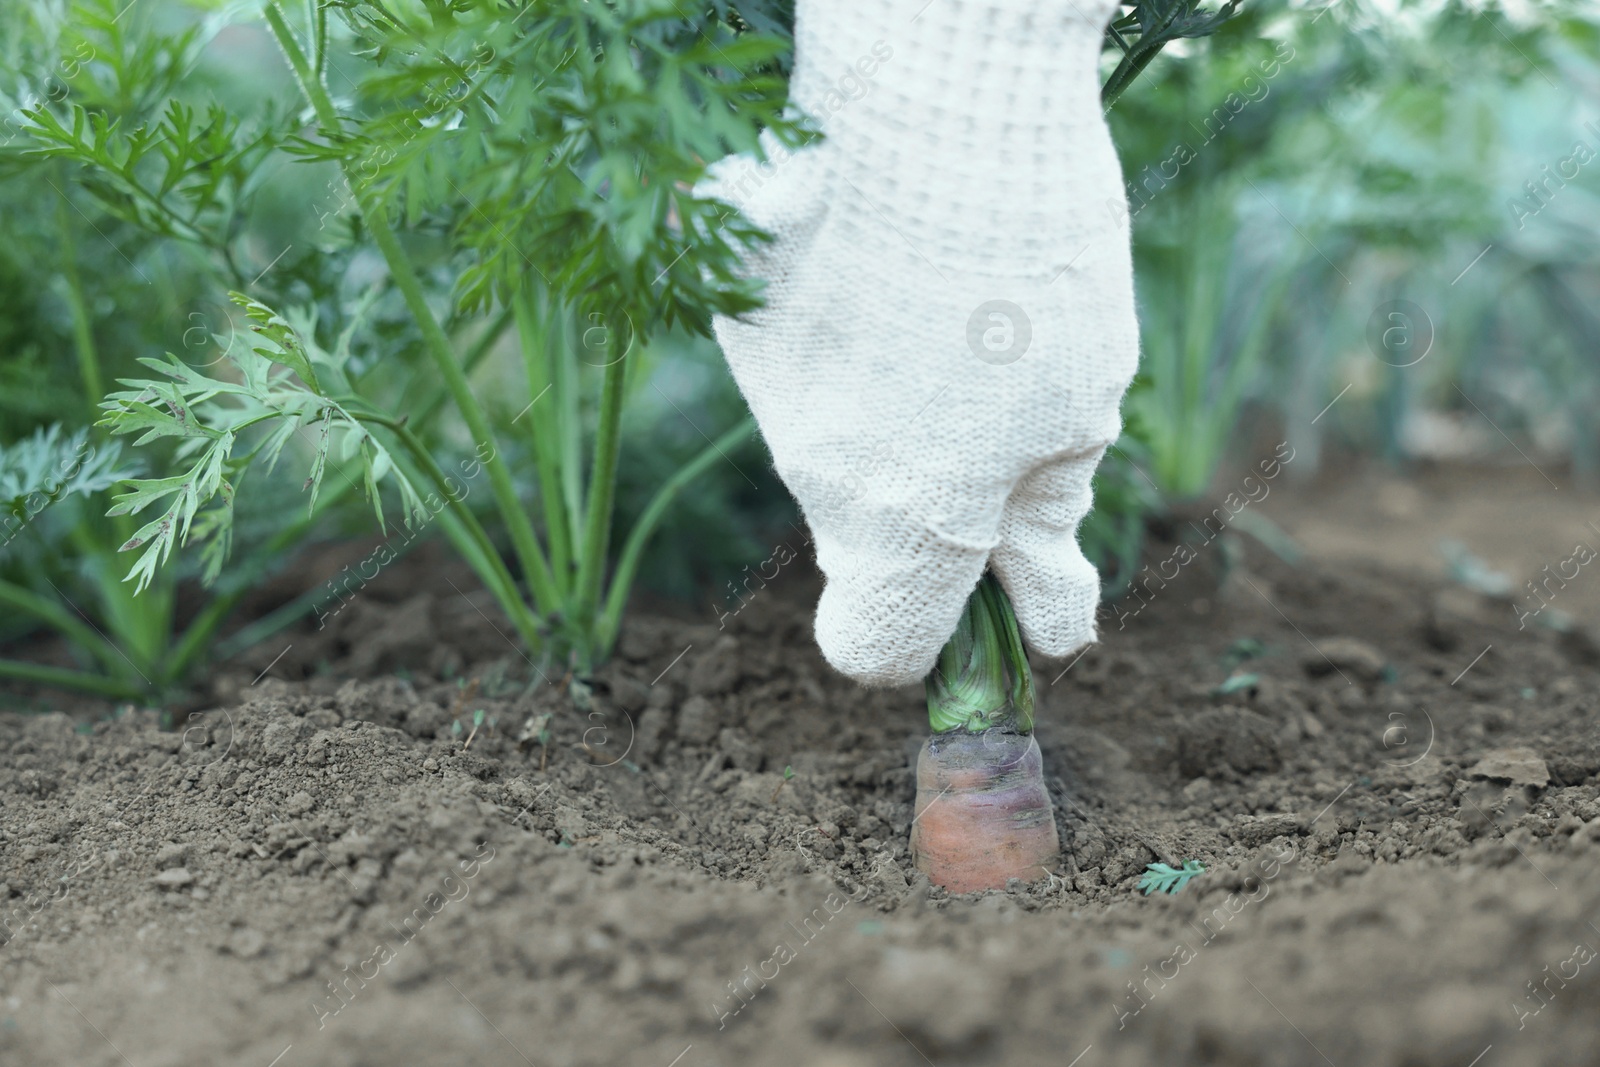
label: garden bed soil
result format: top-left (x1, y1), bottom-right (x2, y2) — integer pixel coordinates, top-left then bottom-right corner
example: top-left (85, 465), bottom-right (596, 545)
top-left (4, 523), bottom-right (1600, 1066)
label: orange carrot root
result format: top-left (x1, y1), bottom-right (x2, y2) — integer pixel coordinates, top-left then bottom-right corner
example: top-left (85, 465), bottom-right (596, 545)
top-left (909, 730), bottom-right (1060, 893)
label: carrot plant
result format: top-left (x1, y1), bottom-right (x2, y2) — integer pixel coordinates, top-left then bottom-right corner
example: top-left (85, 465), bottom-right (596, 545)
top-left (1101, 0), bottom-right (1243, 107)
top-left (17, 0), bottom-right (802, 679)
top-left (0, 2), bottom-right (338, 703)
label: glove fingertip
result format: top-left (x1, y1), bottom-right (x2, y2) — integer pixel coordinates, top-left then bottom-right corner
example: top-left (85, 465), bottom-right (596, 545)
top-left (990, 543), bottom-right (1102, 659)
top-left (813, 562), bottom-right (983, 689)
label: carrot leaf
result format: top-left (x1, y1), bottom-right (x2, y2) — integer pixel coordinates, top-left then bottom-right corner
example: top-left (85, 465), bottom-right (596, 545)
top-left (1138, 859), bottom-right (1206, 895)
top-left (98, 290), bottom-right (429, 593)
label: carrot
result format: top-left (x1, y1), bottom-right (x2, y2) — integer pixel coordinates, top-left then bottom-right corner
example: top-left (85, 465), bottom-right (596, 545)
top-left (910, 573), bottom-right (1061, 891)
top-left (911, 730), bottom-right (1060, 892)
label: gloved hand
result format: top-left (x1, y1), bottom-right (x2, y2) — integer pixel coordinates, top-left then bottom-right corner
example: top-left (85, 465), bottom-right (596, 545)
top-left (702, 0), bottom-right (1140, 687)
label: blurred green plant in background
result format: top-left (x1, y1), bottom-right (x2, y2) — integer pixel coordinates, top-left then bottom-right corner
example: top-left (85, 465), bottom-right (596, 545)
top-left (1077, 0), bottom-right (1600, 585)
top-left (1105, 0), bottom-right (1600, 493)
top-left (0, 1), bottom-right (321, 702)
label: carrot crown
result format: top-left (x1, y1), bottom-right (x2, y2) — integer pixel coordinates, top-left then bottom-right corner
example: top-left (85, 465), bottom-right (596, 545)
top-left (925, 572), bottom-right (1037, 734)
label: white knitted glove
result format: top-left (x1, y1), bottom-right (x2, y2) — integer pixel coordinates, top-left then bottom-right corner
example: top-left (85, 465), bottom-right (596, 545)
top-left (702, 0), bottom-right (1139, 687)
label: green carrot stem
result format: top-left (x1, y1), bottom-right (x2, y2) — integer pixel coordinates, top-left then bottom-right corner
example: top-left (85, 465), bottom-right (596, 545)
top-left (71, 523), bottom-right (170, 670)
top-left (363, 214), bottom-right (557, 609)
top-left (265, 1), bottom-right (559, 617)
top-left (352, 411), bottom-right (541, 647)
top-left (595, 415), bottom-right (756, 657)
top-left (985, 573), bottom-right (1037, 731)
top-left (402, 305), bottom-right (512, 430)
top-left (570, 324), bottom-right (628, 663)
top-left (57, 195), bottom-right (104, 421)
top-left (554, 311), bottom-right (585, 570)
top-left (56, 188), bottom-right (162, 663)
top-left (513, 288), bottom-right (574, 591)
top-left (926, 572), bottom-right (1035, 734)
top-left (0, 657), bottom-right (144, 700)
top-left (0, 578), bottom-right (135, 682)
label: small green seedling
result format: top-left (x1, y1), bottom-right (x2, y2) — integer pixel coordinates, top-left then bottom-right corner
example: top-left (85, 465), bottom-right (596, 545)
top-left (514, 711), bottom-right (554, 771)
top-left (463, 708), bottom-right (487, 750)
top-left (1138, 859), bottom-right (1205, 895)
top-left (1213, 671), bottom-right (1259, 696)
top-left (770, 764), bottom-right (795, 803)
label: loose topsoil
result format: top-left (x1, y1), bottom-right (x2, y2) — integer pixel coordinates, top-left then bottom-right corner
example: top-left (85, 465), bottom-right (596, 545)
top-left (4, 519), bottom-right (1600, 1067)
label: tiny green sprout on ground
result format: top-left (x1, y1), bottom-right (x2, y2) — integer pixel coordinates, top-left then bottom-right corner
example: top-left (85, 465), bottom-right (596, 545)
top-left (515, 712), bottom-right (554, 771)
top-left (1213, 671), bottom-right (1259, 696)
top-left (1139, 860), bottom-right (1205, 895)
top-left (770, 764), bottom-right (795, 803)
top-left (461, 708), bottom-right (494, 750)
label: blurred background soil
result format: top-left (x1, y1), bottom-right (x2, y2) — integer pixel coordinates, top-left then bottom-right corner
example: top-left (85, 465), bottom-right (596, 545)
top-left (1263, 460), bottom-right (1600, 627)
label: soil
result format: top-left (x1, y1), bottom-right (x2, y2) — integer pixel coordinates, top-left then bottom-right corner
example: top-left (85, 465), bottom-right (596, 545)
top-left (5, 486), bottom-right (1600, 1067)
top-left (1260, 459), bottom-right (1600, 629)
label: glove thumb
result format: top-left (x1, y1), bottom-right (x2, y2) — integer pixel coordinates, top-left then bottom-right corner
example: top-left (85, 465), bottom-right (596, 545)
top-left (988, 448), bottom-right (1109, 661)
